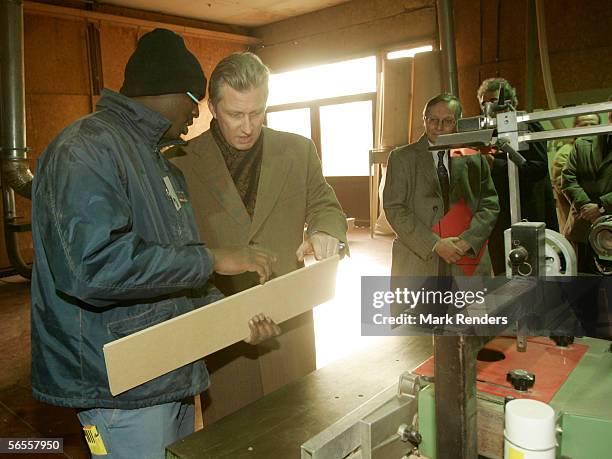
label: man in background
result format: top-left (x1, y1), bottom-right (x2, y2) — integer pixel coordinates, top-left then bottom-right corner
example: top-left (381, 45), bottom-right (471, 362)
top-left (561, 103), bottom-right (611, 337)
top-left (550, 113), bottom-right (600, 232)
top-left (172, 52), bottom-right (348, 422)
top-left (383, 93), bottom-right (499, 277)
top-left (477, 77), bottom-right (558, 274)
top-left (562, 106), bottom-right (611, 274)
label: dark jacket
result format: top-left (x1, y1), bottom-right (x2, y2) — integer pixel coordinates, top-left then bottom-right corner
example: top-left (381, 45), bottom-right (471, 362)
top-left (488, 122), bottom-right (558, 274)
top-left (561, 134), bottom-right (612, 242)
top-left (31, 90), bottom-right (221, 409)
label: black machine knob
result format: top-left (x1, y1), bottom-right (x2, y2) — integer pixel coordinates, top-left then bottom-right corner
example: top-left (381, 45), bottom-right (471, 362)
top-left (507, 369), bottom-right (535, 391)
top-left (508, 246), bottom-right (529, 267)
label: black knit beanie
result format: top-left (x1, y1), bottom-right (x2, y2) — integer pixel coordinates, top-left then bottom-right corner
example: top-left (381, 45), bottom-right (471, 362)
top-left (120, 28), bottom-right (206, 100)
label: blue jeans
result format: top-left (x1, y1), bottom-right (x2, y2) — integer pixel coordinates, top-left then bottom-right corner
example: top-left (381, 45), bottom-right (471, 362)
top-left (76, 399), bottom-right (195, 459)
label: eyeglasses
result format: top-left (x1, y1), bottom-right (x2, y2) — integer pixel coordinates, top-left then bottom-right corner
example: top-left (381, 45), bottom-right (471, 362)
top-left (425, 117), bottom-right (456, 129)
top-left (186, 91), bottom-right (200, 104)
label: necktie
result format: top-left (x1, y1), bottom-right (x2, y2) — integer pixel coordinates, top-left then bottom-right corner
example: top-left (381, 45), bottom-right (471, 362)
top-left (437, 150), bottom-right (450, 213)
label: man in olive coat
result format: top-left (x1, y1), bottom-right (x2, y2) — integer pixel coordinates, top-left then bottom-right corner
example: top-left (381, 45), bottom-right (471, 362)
top-left (561, 109), bottom-right (612, 274)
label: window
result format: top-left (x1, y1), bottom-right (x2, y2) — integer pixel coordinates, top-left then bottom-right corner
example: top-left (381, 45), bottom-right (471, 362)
top-left (386, 45), bottom-right (433, 60)
top-left (320, 100), bottom-right (373, 176)
top-left (266, 108), bottom-right (311, 139)
top-left (268, 56), bottom-right (376, 106)
top-left (267, 56), bottom-right (376, 177)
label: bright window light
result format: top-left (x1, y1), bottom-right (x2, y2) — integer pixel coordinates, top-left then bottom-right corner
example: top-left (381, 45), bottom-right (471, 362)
top-left (386, 45), bottom-right (433, 60)
top-left (268, 56), bottom-right (376, 106)
top-left (267, 108), bottom-right (312, 139)
top-left (320, 100), bottom-right (373, 177)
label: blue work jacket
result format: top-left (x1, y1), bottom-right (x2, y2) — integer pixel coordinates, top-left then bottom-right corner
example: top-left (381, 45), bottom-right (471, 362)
top-left (31, 90), bottom-right (220, 409)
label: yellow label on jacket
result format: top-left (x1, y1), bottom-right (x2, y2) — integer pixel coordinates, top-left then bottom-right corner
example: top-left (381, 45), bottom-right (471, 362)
top-left (83, 425), bottom-right (108, 455)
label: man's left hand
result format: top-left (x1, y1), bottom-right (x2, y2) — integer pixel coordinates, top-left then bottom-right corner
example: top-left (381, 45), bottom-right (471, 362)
top-left (454, 238), bottom-right (471, 256)
top-left (244, 313), bottom-right (281, 345)
top-left (579, 203), bottom-right (601, 223)
top-left (296, 232), bottom-right (340, 261)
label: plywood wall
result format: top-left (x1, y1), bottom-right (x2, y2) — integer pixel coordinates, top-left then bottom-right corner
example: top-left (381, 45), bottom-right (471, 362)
top-left (454, 0), bottom-right (612, 116)
top-left (0, 5), bottom-right (252, 272)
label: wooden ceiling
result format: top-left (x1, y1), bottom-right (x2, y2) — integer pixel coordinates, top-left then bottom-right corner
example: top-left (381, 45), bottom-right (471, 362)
top-left (98, 0), bottom-right (352, 27)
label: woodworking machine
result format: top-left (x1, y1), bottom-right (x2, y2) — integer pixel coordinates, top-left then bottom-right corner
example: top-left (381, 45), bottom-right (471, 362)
top-left (303, 100), bottom-right (612, 459)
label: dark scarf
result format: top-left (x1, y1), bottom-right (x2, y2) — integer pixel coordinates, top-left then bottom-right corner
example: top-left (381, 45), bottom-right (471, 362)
top-left (211, 118), bottom-right (263, 219)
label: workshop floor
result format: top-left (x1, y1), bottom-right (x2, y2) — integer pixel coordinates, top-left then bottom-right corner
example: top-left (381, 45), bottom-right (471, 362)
top-left (0, 226), bottom-right (393, 458)
top-left (313, 226), bottom-right (394, 368)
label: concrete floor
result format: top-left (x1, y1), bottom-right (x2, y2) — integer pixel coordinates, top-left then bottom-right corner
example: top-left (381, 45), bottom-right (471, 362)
top-left (0, 226), bottom-right (394, 458)
top-left (0, 278), bottom-right (89, 458)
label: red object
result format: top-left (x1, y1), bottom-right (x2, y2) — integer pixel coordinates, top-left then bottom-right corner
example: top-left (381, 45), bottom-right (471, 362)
top-left (413, 337), bottom-right (588, 403)
top-left (432, 199), bottom-right (486, 276)
top-left (450, 147), bottom-right (480, 157)
top-left (450, 147), bottom-right (497, 157)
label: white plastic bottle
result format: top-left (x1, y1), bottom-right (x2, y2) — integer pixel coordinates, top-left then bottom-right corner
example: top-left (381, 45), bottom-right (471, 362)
top-left (504, 398), bottom-right (556, 459)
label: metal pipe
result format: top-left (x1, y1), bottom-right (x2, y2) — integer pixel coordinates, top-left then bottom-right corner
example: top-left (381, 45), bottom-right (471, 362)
top-left (525, 0), bottom-right (536, 112)
top-left (436, 0), bottom-right (459, 95)
top-left (0, 0), bottom-right (33, 278)
top-left (518, 100), bottom-right (612, 122)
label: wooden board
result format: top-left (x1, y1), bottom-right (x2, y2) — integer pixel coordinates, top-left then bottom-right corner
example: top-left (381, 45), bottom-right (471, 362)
top-left (103, 256), bottom-right (339, 395)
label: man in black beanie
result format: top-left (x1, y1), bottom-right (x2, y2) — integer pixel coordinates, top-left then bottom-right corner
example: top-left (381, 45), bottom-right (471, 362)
top-left (31, 28), bottom-right (279, 459)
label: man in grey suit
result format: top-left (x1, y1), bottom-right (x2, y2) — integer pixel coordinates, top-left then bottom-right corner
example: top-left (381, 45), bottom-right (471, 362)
top-left (383, 93), bottom-right (499, 277)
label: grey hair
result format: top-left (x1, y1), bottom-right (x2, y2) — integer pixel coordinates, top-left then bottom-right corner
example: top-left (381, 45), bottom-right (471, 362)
top-left (209, 52), bottom-right (270, 106)
top-left (423, 93), bottom-right (463, 120)
top-left (477, 77), bottom-right (518, 108)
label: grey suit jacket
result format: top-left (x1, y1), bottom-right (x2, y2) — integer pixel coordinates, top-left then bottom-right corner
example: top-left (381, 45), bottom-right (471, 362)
top-left (383, 135), bottom-right (499, 276)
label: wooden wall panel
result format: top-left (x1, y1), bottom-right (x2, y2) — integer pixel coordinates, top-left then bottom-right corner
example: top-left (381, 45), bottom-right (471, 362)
top-left (457, 66), bottom-right (481, 116)
top-left (496, 0), bottom-right (527, 63)
top-left (409, 51), bottom-right (442, 143)
top-left (453, 0), bottom-right (480, 69)
top-left (99, 22), bottom-right (139, 92)
top-left (550, 48), bottom-right (612, 95)
top-left (24, 14), bottom-right (90, 95)
top-left (381, 58), bottom-right (412, 148)
top-left (453, 0), bottom-right (612, 116)
top-left (544, 0), bottom-right (610, 52)
top-left (26, 94), bottom-right (92, 167)
top-left (326, 177), bottom-right (369, 223)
